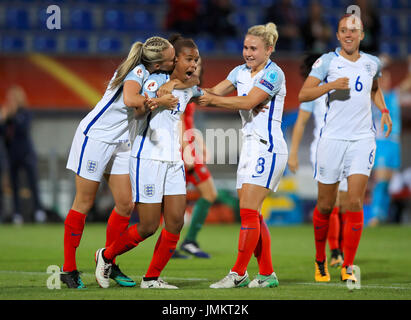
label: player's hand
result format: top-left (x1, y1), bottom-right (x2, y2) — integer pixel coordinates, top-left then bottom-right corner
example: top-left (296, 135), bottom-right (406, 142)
top-left (198, 92), bottom-right (213, 106)
top-left (287, 153), bottom-right (299, 173)
top-left (160, 94), bottom-right (179, 110)
top-left (252, 103), bottom-right (269, 116)
top-left (143, 93), bottom-right (158, 111)
top-left (332, 77), bottom-right (350, 90)
top-left (157, 81), bottom-right (175, 98)
top-left (381, 112), bottom-right (392, 138)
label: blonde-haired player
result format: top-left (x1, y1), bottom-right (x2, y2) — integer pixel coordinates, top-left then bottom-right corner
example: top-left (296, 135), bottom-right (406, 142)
top-left (63, 36), bottom-right (194, 289)
top-left (199, 22), bottom-right (287, 288)
top-left (299, 14), bottom-right (392, 282)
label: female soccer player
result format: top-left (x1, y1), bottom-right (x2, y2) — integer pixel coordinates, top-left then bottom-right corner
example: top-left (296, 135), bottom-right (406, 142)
top-left (95, 35), bottom-right (202, 289)
top-left (62, 36), bottom-right (182, 289)
top-left (177, 57), bottom-right (218, 259)
top-left (298, 14), bottom-right (392, 282)
top-left (288, 53), bottom-right (345, 270)
top-left (198, 22), bottom-right (287, 289)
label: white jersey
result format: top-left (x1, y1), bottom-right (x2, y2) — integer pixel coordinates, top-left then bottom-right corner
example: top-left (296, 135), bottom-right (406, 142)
top-left (78, 64), bottom-right (150, 144)
top-left (227, 60), bottom-right (288, 155)
top-left (131, 72), bottom-right (203, 162)
top-left (309, 47), bottom-right (382, 140)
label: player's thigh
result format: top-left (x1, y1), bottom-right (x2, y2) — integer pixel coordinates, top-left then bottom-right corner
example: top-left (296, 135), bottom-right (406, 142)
top-left (239, 183), bottom-right (271, 211)
top-left (347, 174), bottom-right (369, 210)
top-left (163, 194), bottom-right (186, 231)
top-left (72, 175), bottom-right (100, 213)
top-left (196, 177), bottom-right (217, 203)
top-left (105, 173), bottom-right (133, 215)
top-left (317, 181), bottom-right (339, 214)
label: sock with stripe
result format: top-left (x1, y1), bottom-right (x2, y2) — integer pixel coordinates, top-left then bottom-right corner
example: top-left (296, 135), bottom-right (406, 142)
top-left (104, 224), bottom-right (144, 261)
top-left (144, 229), bottom-right (180, 278)
top-left (63, 209), bottom-right (87, 272)
top-left (343, 210), bottom-right (364, 267)
top-left (254, 214), bottom-right (274, 276)
top-left (313, 206), bottom-right (330, 262)
top-left (327, 207), bottom-right (340, 251)
top-left (185, 198), bottom-right (212, 242)
top-left (105, 209), bottom-right (130, 264)
top-left (232, 208), bottom-right (261, 276)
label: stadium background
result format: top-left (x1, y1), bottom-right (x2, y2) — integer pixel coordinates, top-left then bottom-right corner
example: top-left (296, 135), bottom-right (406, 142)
top-left (1, 0), bottom-right (410, 226)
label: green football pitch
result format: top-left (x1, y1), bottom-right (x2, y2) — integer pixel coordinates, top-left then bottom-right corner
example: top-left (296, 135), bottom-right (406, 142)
top-left (0, 223), bottom-right (410, 300)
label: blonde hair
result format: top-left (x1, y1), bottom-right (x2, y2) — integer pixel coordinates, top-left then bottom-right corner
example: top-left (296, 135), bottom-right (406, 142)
top-left (110, 36), bottom-right (171, 90)
top-left (247, 22), bottom-right (279, 51)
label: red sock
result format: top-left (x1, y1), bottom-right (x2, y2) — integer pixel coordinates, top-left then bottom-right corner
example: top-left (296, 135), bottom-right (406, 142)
top-left (313, 206), bottom-right (330, 262)
top-left (254, 214), bottom-right (274, 275)
top-left (63, 209), bottom-right (86, 272)
top-left (105, 209), bottom-right (130, 264)
top-left (327, 207), bottom-right (340, 250)
top-left (145, 229), bottom-right (180, 278)
top-left (343, 210), bottom-right (364, 267)
top-left (104, 224), bottom-right (144, 261)
top-left (339, 210), bottom-right (346, 253)
top-left (232, 208), bottom-right (261, 276)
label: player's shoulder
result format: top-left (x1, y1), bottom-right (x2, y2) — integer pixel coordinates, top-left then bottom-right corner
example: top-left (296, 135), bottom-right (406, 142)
top-left (143, 72), bottom-right (168, 92)
top-left (265, 61), bottom-right (285, 77)
top-left (129, 64), bottom-right (149, 79)
top-left (361, 52), bottom-right (381, 67)
top-left (312, 50), bottom-right (339, 69)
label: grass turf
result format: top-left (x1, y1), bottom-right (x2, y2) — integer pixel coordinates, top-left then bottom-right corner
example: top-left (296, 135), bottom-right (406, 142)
top-left (0, 223), bottom-right (410, 300)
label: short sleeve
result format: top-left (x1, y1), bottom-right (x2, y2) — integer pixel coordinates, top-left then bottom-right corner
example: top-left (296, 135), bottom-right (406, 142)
top-left (191, 86), bottom-right (204, 98)
top-left (309, 53), bottom-right (334, 81)
top-left (300, 101), bottom-right (315, 113)
top-left (142, 73), bottom-right (168, 98)
top-left (226, 65), bottom-right (242, 87)
top-left (255, 67), bottom-right (284, 96)
top-left (124, 64), bottom-right (148, 87)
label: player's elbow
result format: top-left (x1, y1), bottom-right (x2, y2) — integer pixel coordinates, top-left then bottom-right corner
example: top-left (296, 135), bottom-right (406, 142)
top-left (298, 90), bottom-right (308, 102)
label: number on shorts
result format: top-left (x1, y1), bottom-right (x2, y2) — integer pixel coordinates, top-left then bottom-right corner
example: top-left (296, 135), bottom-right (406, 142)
top-left (255, 157), bottom-right (265, 174)
top-left (369, 149), bottom-right (374, 164)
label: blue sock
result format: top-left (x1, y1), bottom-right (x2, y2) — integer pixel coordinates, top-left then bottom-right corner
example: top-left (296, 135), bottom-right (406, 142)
top-left (371, 181), bottom-right (390, 221)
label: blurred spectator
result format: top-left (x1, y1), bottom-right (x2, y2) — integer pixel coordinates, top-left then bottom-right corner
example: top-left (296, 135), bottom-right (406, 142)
top-left (264, 0), bottom-right (300, 51)
top-left (2, 85), bottom-right (46, 224)
top-left (300, 1), bottom-right (332, 53)
top-left (0, 107), bottom-right (6, 223)
top-left (202, 0), bottom-right (237, 39)
top-left (355, 0), bottom-right (380, 54)
top-left (166, 0), bottom-right (201, 36)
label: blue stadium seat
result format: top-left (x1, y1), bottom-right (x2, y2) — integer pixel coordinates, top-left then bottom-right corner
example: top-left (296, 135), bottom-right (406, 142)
top-left (379, 0), bottom-right (401, 9)
top-left (380, 41), bottom-right (400, 57)
top-left (230, 12), bottom-right (249, 33)
top-left (1, 35), bottom-right (26, 52)
top-left (65, 35), bottom-right (90, 53)
top-left (194, 37), bottom-right (216, 55)
top-left (103, 9), bottom-right (127, 31)
top-left (33, 35), bottom-right (58, 52)
top-left (70, 8), bottom-right (94, 31)
top-left (6, 7), bottom-right (30, 30)
top-left (293, 0), bottom-right (309, 8)
top-left (97, 36), bottom-right (123, 53)
top-left (128, 11), bottom-right (156, 32)
top-left (324, 14), bottom-right (339, 31)
top-left (380, 15), bottom-right (401, 37)
top-left (224, 38), bottom-right (244, 54)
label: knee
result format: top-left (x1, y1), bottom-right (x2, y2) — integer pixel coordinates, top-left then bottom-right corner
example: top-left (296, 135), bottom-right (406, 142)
top-left (73, 193), bottom-right (96, 213)
top-left (347, 197), bottom-right (363, 212)
top-left (138, 222), bottom-right (159, 239)
top-left (115, 200), bottom-right (134, 217)
top-left (164, 215), bottom-right (185, 234)
top-left (317, 203), bottom-right (334, 215)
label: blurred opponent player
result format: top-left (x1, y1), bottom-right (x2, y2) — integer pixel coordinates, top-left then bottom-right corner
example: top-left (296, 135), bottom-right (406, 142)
top-left (298, 14), bottom-right (392, 282)
top-left (62, 37), bottom-right (181, 289)
top-left (288, 53), bottom-right (345, 271)
top-left (199, 22), bottom-right (287, 289)
top-left (95, 35), bottom-right (202, 289)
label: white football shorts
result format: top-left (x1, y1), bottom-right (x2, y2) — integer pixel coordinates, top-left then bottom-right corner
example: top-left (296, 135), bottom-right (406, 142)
top-left (67, 126), bottom-right (131, 182)
top-left (236, 135), bottom-right (287, 191)
top-left (314, 137), bottom-right (376, 185)
top-left (311, 137), bottom-right (347, 192)
top-left (130, 157), bottom-right (186, 203)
